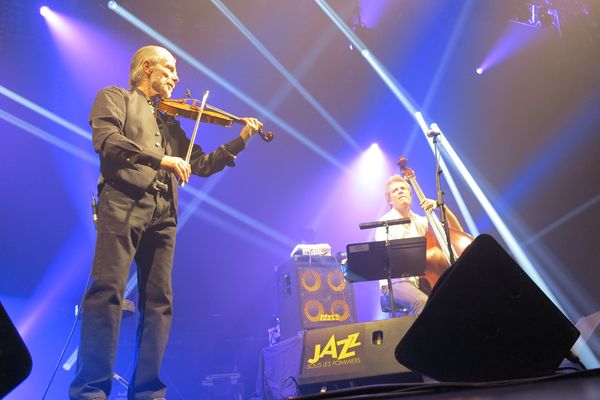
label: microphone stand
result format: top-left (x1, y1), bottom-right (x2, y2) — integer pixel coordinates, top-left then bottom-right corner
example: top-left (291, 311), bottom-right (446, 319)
top-left (430, 131), bottom-right (455, 264)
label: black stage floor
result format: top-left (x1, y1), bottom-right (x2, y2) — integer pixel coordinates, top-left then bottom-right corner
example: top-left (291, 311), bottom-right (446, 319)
top-left (290, 368), bottom-right (600, 400)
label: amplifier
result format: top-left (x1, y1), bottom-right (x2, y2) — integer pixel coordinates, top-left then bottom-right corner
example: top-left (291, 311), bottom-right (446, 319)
top-left (276, 256), bottom-right (356, 340)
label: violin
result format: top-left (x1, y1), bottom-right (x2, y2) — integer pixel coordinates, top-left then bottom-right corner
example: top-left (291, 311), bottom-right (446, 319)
top-left (157, 97), bottom-right (274, 142)
top-left (397, 157), bottom-right (474, 288)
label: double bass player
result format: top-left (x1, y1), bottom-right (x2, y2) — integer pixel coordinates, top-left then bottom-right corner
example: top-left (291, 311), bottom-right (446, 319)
top-left (374, 174), bottom-right (466, 316)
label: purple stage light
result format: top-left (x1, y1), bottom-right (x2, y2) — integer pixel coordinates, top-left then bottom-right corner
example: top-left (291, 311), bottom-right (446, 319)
top-left (40, 6), bottom-right (50, 17)
top-left (476, 22), bottom-right (542, 76)
top-left (41, 6), bottom-right (131, 96)
top-left (356, 143), bottom-right (386, 185)
top-left (476, 67), bottom-right (483, 75)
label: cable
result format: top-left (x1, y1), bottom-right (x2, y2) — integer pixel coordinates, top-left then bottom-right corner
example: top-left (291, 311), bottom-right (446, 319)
top-left (41, 193), bottom-right (97, 399)
top-left (41, 265), bottom-right (93, 399)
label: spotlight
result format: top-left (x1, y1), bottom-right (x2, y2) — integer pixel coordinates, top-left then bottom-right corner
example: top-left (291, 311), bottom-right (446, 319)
top-left (40, 6), bottom-right (50, 17)
top-left (476, 67), bottom-right (483, 75)
top-left (107, 1), bottom-right (117, 10)
top-left (356, 143), bottom-right (385, 184)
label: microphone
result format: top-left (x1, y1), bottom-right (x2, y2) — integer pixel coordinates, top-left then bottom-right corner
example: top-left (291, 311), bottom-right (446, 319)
top-left (359, 217), bottom-right (410, 230)
top-left (91, 193), bottom-right (98, 229)
top-left (426, 130), bottom-right (441, 138)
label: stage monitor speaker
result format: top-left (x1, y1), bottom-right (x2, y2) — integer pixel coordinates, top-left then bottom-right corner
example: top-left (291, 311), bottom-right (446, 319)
top-left (395, 234), bottom-right (580, 382)
top-left (0, 302), bottom-right (32, 398)
top-left (276, 256), bottom-right (356, 340)
top-left (299, 317), bottom-right (420, 392)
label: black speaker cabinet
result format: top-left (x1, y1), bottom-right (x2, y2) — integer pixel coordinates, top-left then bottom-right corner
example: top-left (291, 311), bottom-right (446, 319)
top-left (0, 302), bottom-right (32, 398)
top-left (276, 256), bottom-right (356, 340)
top-left (395, 234), bottom-right (580, 382)
top-left (299, 317), bottom-right (420, 392)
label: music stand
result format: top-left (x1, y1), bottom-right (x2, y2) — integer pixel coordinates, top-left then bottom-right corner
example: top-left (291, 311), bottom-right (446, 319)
top-left (347, 218), bottom-right (426, 317)
top-left (345, 237), bottom-right (426, 282)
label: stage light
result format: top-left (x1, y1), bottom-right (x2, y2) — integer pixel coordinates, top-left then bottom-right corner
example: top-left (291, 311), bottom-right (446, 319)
top-left (511, 1), bottom-right (559, 29)
top-left (107, 1), bottom-right (117, 10)
top-left (356, 143), bottom-right (386, 186)
top-left (39, 6), bottom-right (50, 17)
top-left (476, 67), bottom-right (483, 75)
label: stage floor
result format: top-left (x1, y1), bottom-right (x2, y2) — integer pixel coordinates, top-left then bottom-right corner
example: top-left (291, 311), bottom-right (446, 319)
top-left (289, 368), bottom-right (600, 400)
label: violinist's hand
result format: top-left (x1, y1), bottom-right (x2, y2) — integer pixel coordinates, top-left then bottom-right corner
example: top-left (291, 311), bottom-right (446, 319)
top-left (239, 117), bottom-right (263, 143)
top-left (161, 155), bottom-right (191, 183)
top-left (420, 198), bottom-right (438, 212)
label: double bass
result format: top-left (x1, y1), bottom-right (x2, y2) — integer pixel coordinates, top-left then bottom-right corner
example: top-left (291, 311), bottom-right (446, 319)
top-left (397, 157), bottom-right (473, 289)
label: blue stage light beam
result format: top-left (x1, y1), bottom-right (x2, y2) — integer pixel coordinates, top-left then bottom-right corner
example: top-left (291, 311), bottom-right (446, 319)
top-left (497, 192), bottom-right (600, 316)
top-left (501, 94), bottom-right (600, 209)
top-left (314, 0), bottom-right (419, 117)
top-left (266, 1), bottom-right (354, 117)
top-left (0, 85), bottom-right (91, 141)
top-left (210, 0), bottom-right (360, 152)
top-left (184, 184), bottom-right (296, 248)
top-left (1, 83), bottom-right (291, 244)
top-left (108, 1), bottom-right (348, 173)
top-left (524, 193), bottom-right (600, 247)
top-left (397, 1), bottom-right (473, 160)
top-left (314, 1), bottom-right (479, 239)
top-left (430, 122), bottom-right (599, 368)
top-left (1, 109), bottom-right (96, 165)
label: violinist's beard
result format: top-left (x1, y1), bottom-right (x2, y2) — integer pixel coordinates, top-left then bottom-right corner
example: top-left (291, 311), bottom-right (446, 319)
top-left (160, 85), bottom-right (173, 99)
top-left (152, 80), bottom-right (174, 99)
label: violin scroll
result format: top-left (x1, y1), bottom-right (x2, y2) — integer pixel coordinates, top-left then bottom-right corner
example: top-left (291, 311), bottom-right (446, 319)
top-left (258, 129), bottom-right (273, 142)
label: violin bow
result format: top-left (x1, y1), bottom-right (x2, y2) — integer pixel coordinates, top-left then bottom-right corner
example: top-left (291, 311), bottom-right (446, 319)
top-left (181, 90), bottom-right (209, 187)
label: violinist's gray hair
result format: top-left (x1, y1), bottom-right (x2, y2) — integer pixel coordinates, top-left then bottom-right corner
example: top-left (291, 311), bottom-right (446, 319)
top-left (128, 45), bottom-right (174, 89)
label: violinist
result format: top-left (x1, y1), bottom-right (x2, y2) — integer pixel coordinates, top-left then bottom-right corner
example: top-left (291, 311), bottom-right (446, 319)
top-left (70, 45), bottom-right (262, 400)
top-left (374, 175), bottom-right (463, 316)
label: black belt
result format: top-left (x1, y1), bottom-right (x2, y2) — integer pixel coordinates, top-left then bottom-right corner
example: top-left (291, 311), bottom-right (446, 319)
top-left (104, 179), bottom-right (170, 198)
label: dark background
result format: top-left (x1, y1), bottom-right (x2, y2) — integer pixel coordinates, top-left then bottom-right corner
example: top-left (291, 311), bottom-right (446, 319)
top-left (1, 1), bottom-right (599, 399)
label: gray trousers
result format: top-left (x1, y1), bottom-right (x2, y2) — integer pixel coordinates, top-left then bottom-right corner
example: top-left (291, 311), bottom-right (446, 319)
top-left (70, 182), bottom-right (176, 400)
top-left (381, 278), bottom-right (428, 316)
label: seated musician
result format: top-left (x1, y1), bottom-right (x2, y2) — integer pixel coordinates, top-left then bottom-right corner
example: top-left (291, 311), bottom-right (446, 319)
top-left (375, 175), bottom-right (463, 316)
